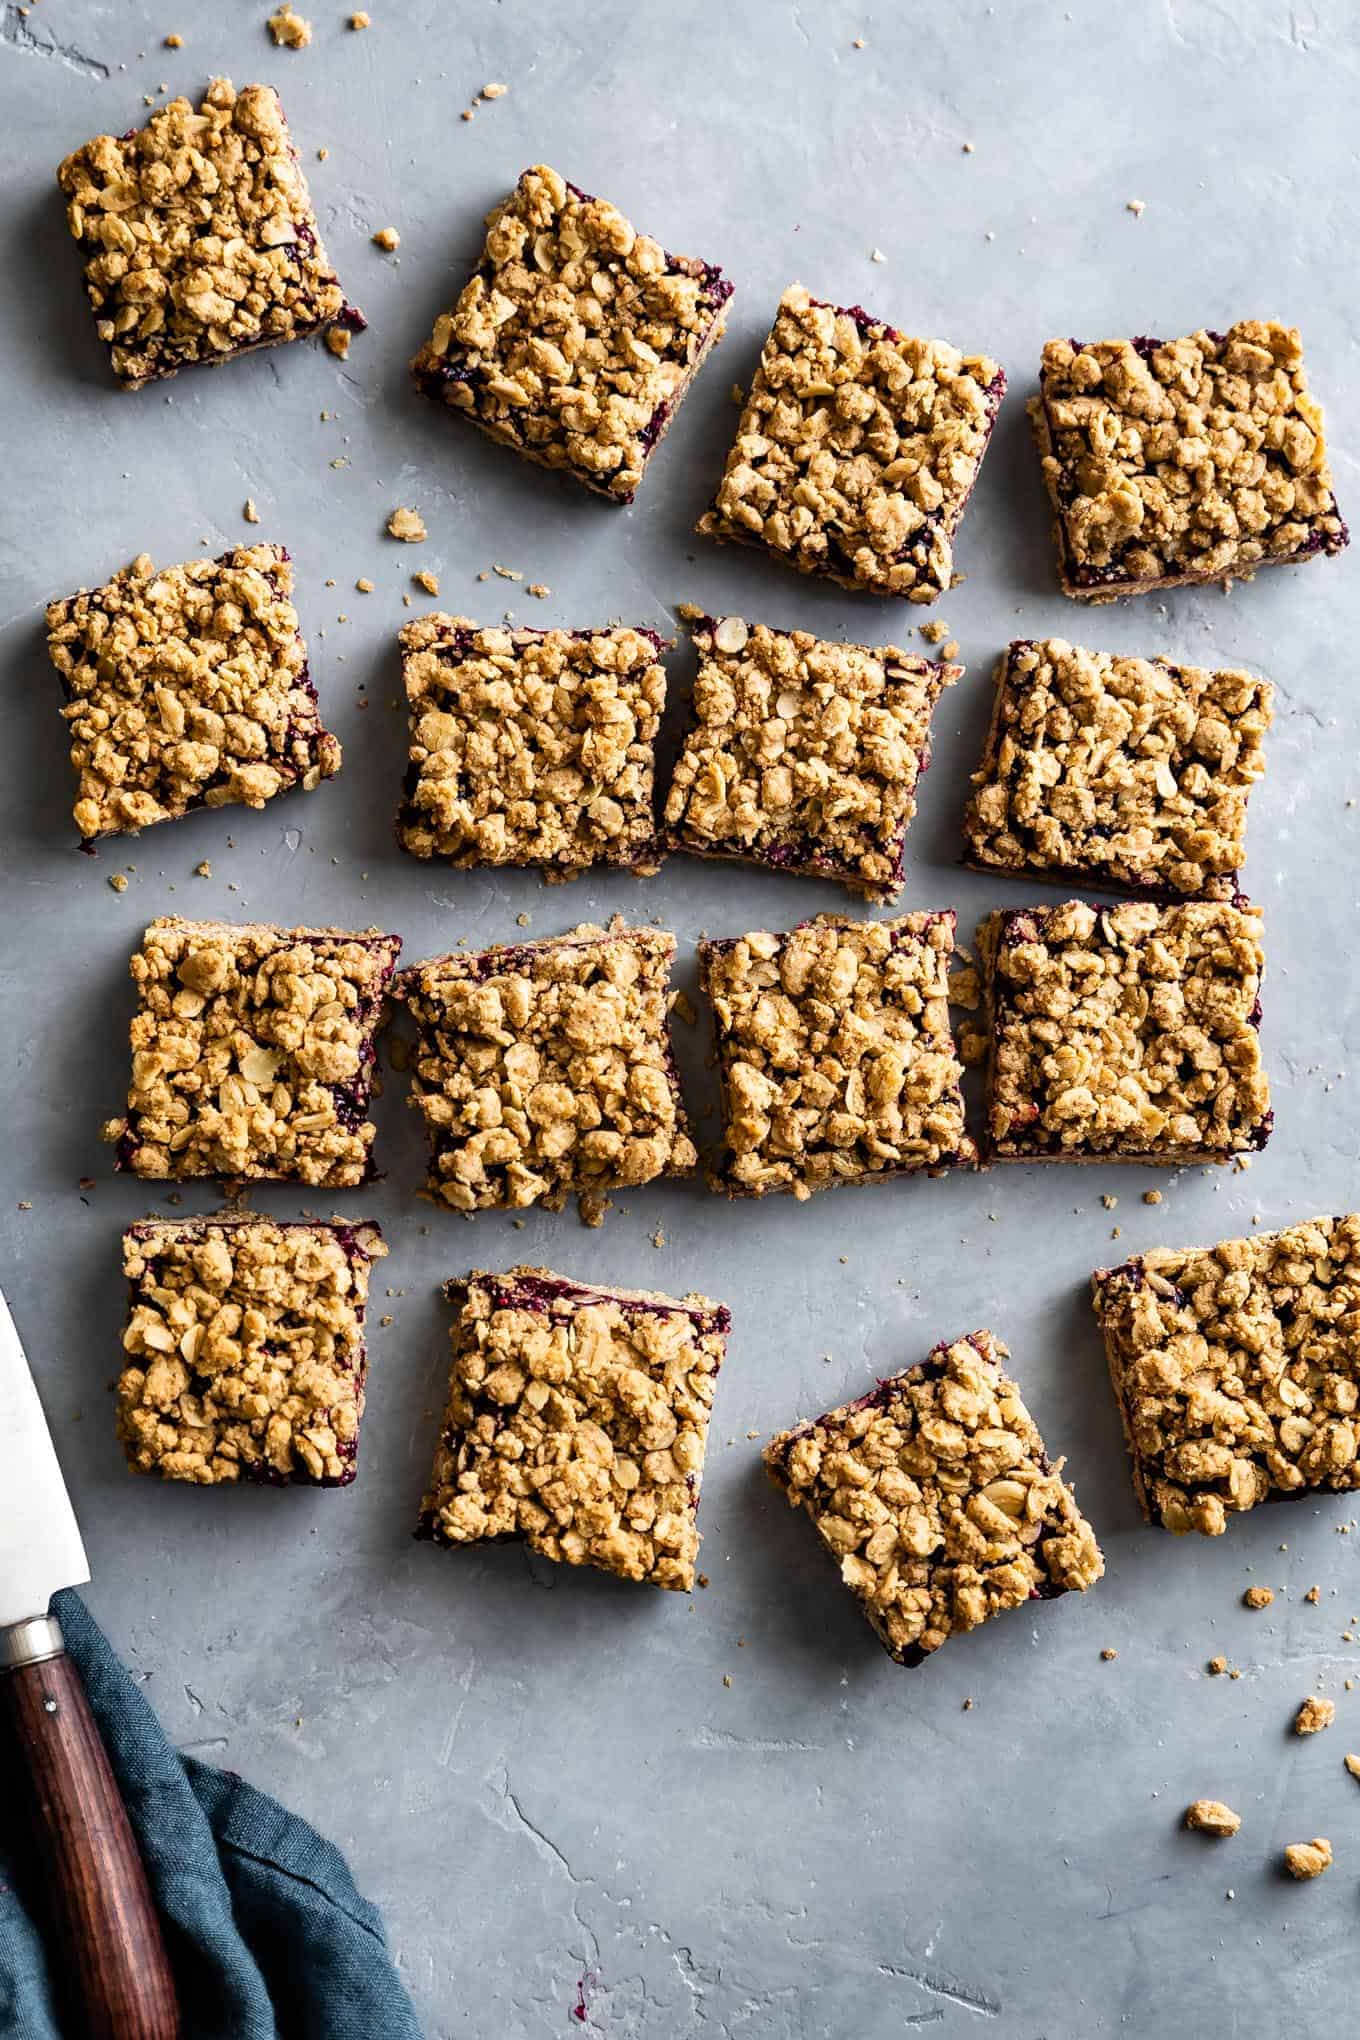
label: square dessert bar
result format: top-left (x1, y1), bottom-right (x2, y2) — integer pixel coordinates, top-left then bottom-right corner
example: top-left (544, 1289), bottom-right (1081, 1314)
top-left (664, 615), bottom-right (959, 902)
top-left (980, 898), bottom-right (1271, 1164)
top-left (1030, 323), bottom-right (1348, 600)
top-left (962, 638), bottom-right (1273, 900)
top-left (418, 1266), bottom-right (730, 1591)
top-left (47, 544), bottom-right (341, 840)
top-left (397, 617), bottom-right (668, 876)
top-left (396, 922), bottom-right (696, 1222)
top-left (411, 164), bottom-right (732, 503)
top-left (698, 912), bottom-right (975, 1201)
top-left (106, 918), bottom-right (402, 1187)
top-left (117, 1216), bottom-right (386, 1487)
top-left (697, 284), bottom-right (1005, 601)
top-left (764, 1331), bottom-right (1104, 1665)
top-left (57, 79), bottom-right (362, 389)
top-left (1092, 1214), bottom-right (1360, 1536)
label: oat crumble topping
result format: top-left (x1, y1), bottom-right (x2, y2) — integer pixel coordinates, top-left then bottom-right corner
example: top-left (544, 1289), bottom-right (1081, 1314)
top-left (1283, 1838), bottom-right (1332, 1879)
top-left (397, 617), bottom-right (668, 876)
top-left (57, 79), bottom-right (360, 388)
top-left (980, 898), bottom-right (1271, 1162)
top-left (700, 913), bottom-right (974, 1202)
top-left (418, 1266), bottom-right (730, 1590)
top-left (764, 1330), bottom-right (1103, 1665)
top-left (411, 164), bottom-right (732, 504)
top-left (1244, 1584), bottom-right (1274, 1609)
top-left (1091, 1214), bottom-right (1360, 1535)
top-left (664, 616), bottom-right (958, 901)
top-left (47, 544), bottom-right (340, 839)
top-left (1030, 323), bottom-right (1348, 599)
top-left (697, 284), bottom-right (1004, 601)
top-left (1185, 1800), bottom-right (1241, 1836)
top-left (107, 916), bottom-right (401, 1186)
top-left (118, 1215), bottom-right (384, 1485)
top-left (963, 639), bottom-right (1273, 899)
top-left (395, 921), bottom-right (696, 1220)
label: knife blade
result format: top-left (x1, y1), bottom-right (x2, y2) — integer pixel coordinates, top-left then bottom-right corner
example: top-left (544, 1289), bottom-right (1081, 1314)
top-left (0, 1284), bottom-right (90, 1631)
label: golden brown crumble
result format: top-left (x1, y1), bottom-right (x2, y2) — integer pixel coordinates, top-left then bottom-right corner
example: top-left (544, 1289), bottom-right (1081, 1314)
top-left (963, 639), bottom-right (1273, 899)
top-left (1207, 1655), bottom-right (1228, 1675)
top-left (267, 6), bottom-right (312, 47)
top-left (1185, 1800), bottom-right (1241, 1837)
top-left (1283, 1838), bottom-right (1332, 1879)
top-left (764, 1330), bottom-right (1103, 1665)
top-left (57, 80), bottom-right (357, 388)
top-left (47, 544), bottom-right (340, 840)
top-left (349, 10), bottom-right (370, 25)
top-left (664, 616), bottom-right (958, 902)
top-left (700, 913), bottom-right (975, 1201)
top-left (324, 327), bottom-right (351, 359)
top-left (397, 617), bottom-right (668, 877)
top-left (387, 506), bottom-right (426, 542)
top-left (395, 921), bottom-right (696, 1220)
top-left (980, 898), bottom-right (1271, 1162)
top-left (106, 917), bottom-right (401, 1187)
top-left (372, 227), bottom-right (400, 251)
top-left (418, 1267), bottom-right (729, 1590)
top-left (118, 1216), bottom-right (384, 1485)
top-left (413, 569), bottom-right (439, 595)
top-left (1244, 1584), bottom-right (1274, 1609)
top-left (1030, 323), bottom-right (1348, 599)
top-left (1295, 1695), bottom-right (1336, 1736)
top-left (1091, 1214), bottom-right (1360, 1536)
top-left (697, 284), bottom-right (1004, 602)
top-left (410, 164), bottom-right (732, 504)
top-left (1344, 1753), bottom-right (1360, 1779)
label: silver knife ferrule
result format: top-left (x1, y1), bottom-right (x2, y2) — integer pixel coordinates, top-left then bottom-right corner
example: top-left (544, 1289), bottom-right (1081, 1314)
top-left (1, 1614), bottom-right (66, 1671)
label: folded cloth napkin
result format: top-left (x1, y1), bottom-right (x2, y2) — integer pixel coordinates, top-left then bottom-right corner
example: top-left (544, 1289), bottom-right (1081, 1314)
top-left (0, 1590), bottom-right (423, 2040)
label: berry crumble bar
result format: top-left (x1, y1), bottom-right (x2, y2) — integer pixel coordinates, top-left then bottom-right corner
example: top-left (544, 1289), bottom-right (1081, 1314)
top-left (664, 615), bottom-right (959, 902)
top-left (410, 164), bottom-right (732, 503)
top-left (962, 638), bottom-right (1273, 900)
top-left (117, 1215), bottom-right (386, 1487)
top-left (764, 1331), bottom-right (1103, 1665)
top-left (47, 544), bottom-right (341, 841)
top-left (697, 284), bottom-right (1005, 601)
top-left (979, 898), bottom-right (1271, 1164)
top-left (1030, 322), bottom-right (1348, 600)
top-left (395, 922), bottom-right (696, 1222)
top-left (417, 1266), bottom-right (730, 1591)
top-left (698, 912), bottom-right (975, 1200)
top-left (57, 79), bottom-right (363, 389)
top-left (105, 918), bottom-right (402, 1186)
top-left (396, 617), bottom-right (668, 876)
top-left (1091, 1214), bottom-right (1360, 1535)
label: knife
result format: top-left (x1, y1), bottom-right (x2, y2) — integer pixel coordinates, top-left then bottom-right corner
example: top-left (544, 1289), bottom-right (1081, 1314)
top-left (0, 1285), bottom-right (179, 2040)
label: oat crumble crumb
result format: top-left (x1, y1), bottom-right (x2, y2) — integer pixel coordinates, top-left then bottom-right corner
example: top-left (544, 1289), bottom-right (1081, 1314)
top-left (1127, 198), bottom-right (1146, 216)
top-left (242, 498), bottom-right (260, 523)
top-left (1143, 1189), bottom-right (1163, 1205)
top-left (324, 327), bottom-right (352, 360)
top-left (1207, 1655), bottom-right (1227, 1676)
top-left (1283, 1838), bottom-right (1332, 1879)
top-left (164, 32), bottom-right (183, 47)
top-left (350, 9), bottom-right (370, 23)
top-left (1306, 1584), bottom-right (1321, 1604)
top-left (194, 860), bottom-right (211, 878)
top-left (387, 507), bottom-right (427, 543)
top-left (372, 227), bottom-right (400, 251)
top-left (1244, 1585), bottom-right (1274, 1609)
top-left (413, 570), bottom-right (439, 595)
top-left (528, 583), bottom-right (551, 599)
top-left (267, 6), bottom-right (313, 48)
top-left (1101, 1194), bottom-right (1118, 1210)
top-left (1343, 1753), bottom-right (1360, 1779)
top-left (482, 81), bottom-right (507, 97)
top-left (1295, 1695), bottom-right (1335, 1736)
top-left (109, 873), bottom-right (129, 893)
top-left (1101, 1646), bottom-right (1118, 1660)
top-left (1185, 1799), bottom-right (1241, 1837)
top-left (920, 620), bottom-right (948, 645)
top-left (355, 577), bottom-right (374, 593)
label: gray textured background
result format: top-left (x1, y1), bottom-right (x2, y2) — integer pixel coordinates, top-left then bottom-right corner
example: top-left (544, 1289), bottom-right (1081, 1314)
top-left (2, 2), bottom-right (1358, 2034)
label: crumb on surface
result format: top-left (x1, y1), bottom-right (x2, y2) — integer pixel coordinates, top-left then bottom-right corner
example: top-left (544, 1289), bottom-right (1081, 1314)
top-left (372, 227), bottom-right (400, 251)
top-left (1306, 1584), bottom-right (1321, 1603)
top-left (481, 80), bottom-right (507, 97)
top-left (355, 578), bottom-right (374, 593)
top-left (920, 620), bottom-right (948, 645)
top-left (164, 32), bottom-right (183, 46)
top-left (1283, 1838), bottom-right (1332, 1879)
top-left (1143, 1189), bottom-right (1163, 1205)
top-left (194, 860), bottom-right (211, 878)
top-left (1295, 1695), bottom-right (1336, 1736)
top-left (350, 9), bottom-right (370, 23)
top-left (324, 326), bottom-right (352, 359)
top-left (1101, 1646), bottom-right (1118, 1660)
top-left (1185, 1799), bottom-right (1241, 1837)
top-left (1244, 1585), bottom-right (1274, 1609)
top-left (1127, 198), bottom-right (1146, 215)
top-left (242, 498), bottom-right (260, 523)
top-left (412, 570), bottom-right (439, 595)
top-left (1207, 1655), bottom-right (1227, 1675)
top-left (109, 872), bottom-right (129, 892)
top-left (1344, 1753), bottom-right (1360, 1780)
top-left (267, 5), bottom-right (312, 47)
top-left (387, 506), bottom-right (427, 542)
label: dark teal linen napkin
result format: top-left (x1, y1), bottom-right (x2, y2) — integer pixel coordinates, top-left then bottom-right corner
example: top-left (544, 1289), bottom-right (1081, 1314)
top-left (0, 1590), bottom-right (423, 2040)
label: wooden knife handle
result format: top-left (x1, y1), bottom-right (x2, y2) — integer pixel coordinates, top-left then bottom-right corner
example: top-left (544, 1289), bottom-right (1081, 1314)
top-left (3, 1641), bottom-right (179, 2040)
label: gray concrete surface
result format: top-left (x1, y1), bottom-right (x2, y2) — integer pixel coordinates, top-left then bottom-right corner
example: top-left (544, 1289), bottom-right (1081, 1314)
top-left (2, 2), bottom-right (1358, 2033)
